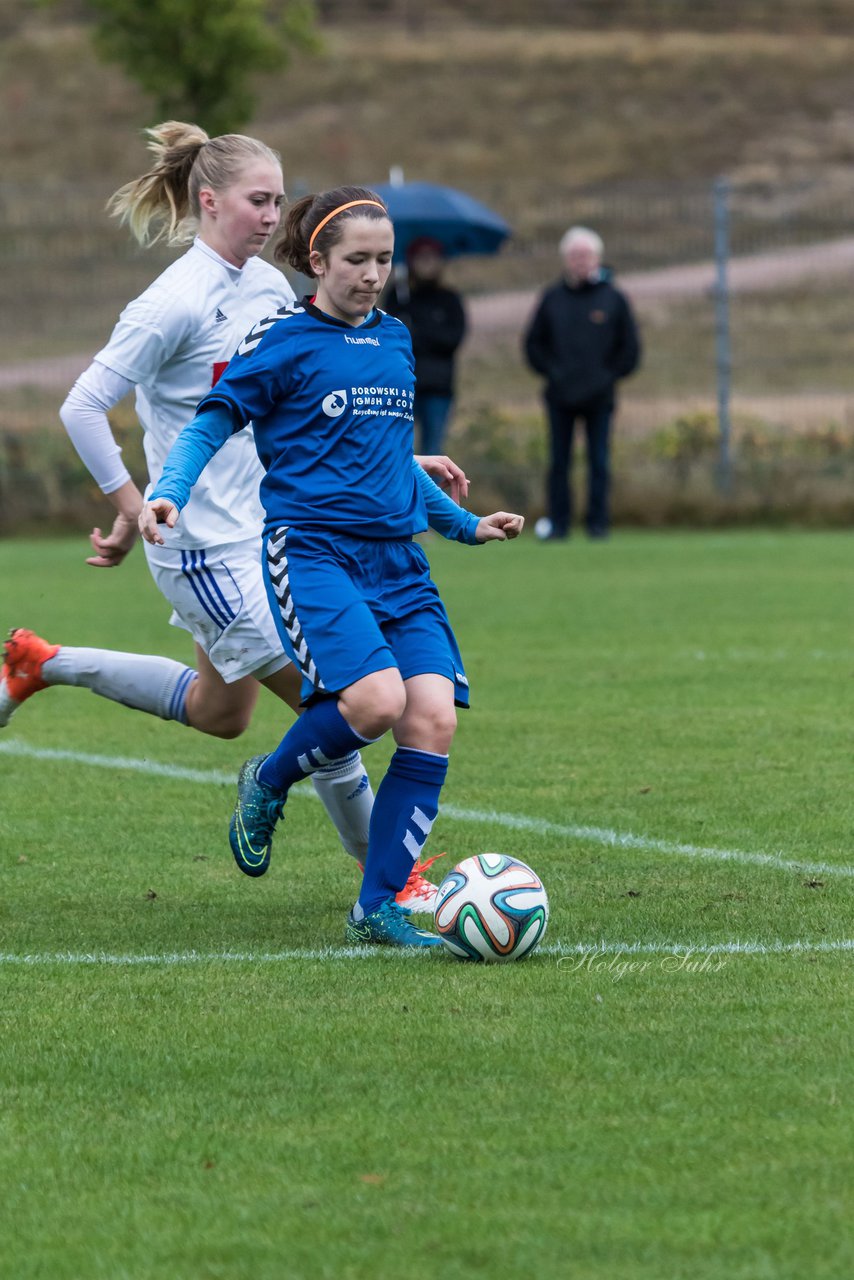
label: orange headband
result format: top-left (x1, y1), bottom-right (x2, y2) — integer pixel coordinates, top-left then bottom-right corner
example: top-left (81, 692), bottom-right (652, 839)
top-left (308, 199), bottom-right (387, 252)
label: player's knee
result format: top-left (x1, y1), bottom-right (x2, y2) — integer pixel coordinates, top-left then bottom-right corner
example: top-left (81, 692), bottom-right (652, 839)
top-left (341, 674), bottom-right (406, 738)
top-left (190, 708), bottom-right (252, 739)
top-left (214, 718), bottom-right (250, 741)
top-left (359, 689), bottom-right (406, 738)
top-left (400, 704), bottom-right (457, 754)
top-left (421, 705), bottom-right (457, 754)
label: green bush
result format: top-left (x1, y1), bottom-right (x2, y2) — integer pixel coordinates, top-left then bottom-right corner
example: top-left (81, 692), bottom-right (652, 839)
top-left (0, 401), bottom-right (148, 536)
top-left (4, 401), bottom-right (854, 534)
top-left (451, 402), bottom-right (547, 514)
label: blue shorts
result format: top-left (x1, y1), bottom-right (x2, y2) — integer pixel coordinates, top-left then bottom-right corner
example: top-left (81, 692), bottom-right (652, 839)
top-left (262, 526), bottom-right (470, 708)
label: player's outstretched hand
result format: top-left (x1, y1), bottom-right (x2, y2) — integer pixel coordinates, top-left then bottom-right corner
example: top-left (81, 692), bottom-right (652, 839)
top-left (138, 498), bottom-right (180, 545)
top-left (475, 512), bottom-right (525, 543)
top-left (86, 512), bottom-right (140, 568)
top-left (416, 454), bottom-right (470, 505)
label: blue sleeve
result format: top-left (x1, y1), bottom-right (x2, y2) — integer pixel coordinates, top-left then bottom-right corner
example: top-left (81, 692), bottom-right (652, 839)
top-left (413, 459), bottom-right (481, 545)
top-left (149, 403), bottom-right (241, 511)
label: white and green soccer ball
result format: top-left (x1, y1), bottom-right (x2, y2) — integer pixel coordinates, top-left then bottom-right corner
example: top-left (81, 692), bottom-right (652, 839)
top-left (434, 853), bottom-right (549, 962)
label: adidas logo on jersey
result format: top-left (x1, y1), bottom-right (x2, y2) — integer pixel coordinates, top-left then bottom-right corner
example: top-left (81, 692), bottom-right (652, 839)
top-left (214, 307), bottom-right (228, 323)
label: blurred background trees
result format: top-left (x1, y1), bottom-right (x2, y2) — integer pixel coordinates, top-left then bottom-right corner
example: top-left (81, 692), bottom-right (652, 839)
top-left (38, 0), bottom-right (320, 134)
top-left (6, 1), bottom-right (854, 528)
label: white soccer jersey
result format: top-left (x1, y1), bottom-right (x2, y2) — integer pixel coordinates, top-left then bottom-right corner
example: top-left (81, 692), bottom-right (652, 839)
top-left (94, 238), bottom-right (295, 548)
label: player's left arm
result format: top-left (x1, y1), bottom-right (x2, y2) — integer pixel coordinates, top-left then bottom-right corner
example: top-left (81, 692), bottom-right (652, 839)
top-left (415, 453), bottom-right (469, 505)
top-left (60, 362), bottom-right (145, 568)
top-left (414, 459), bottom-right (478, 543)
top-left (474, 511), bottom-right (524, 542)
top-left (413, 461), bottom-right (523, 545)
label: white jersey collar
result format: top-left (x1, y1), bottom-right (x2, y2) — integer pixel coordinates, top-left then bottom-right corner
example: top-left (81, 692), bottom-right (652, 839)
top-left (193, 236), bottom-right (245, 284)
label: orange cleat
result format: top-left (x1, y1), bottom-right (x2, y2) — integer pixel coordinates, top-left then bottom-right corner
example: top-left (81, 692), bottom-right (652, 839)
top-left (395, 852), bottom-right (446, 915)
top-left (0, 628), bottom-right (60, 728)
top-left (355, 852), bottom-right (446, 916)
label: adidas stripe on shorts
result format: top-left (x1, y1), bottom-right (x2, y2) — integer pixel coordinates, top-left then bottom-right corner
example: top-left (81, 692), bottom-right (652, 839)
top-left (144, 536), bottom-right (290, 683)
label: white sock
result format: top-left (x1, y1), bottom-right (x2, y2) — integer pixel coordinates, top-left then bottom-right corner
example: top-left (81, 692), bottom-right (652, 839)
top-left (311, 751), bottom-right (373, 861)
top-left (43, 648), bottom-right (197, 724)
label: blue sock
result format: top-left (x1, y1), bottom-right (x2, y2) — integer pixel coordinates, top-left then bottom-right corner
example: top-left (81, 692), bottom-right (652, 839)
top-left (357, 747), bottom-right (449, 916)
top-left (258, 699), bottom-right (373, 794)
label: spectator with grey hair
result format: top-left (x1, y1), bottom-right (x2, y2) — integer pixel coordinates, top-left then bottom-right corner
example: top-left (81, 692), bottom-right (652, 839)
top-left (524, 225), bottom-right (640, 540)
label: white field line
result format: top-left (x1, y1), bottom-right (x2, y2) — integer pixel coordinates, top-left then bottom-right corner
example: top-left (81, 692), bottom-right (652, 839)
top-left (2, 739), bottom-right (853, 881)
top-left (0, 938), bottom-right (852, 967)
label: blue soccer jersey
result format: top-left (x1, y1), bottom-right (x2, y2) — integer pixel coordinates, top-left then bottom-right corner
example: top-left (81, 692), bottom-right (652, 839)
top-left (197, 299), bottom-right (424, 538)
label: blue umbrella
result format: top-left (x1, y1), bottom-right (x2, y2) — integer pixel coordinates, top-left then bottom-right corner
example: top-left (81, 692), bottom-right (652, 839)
top-left (372, 180), bottom-right (511, 263)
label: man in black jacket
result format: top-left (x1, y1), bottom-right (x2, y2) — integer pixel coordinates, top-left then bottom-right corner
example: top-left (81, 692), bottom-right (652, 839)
top-left (383, 236), bottom-right (467, 454)
top-left (524, 226), bottom-right (640, 539)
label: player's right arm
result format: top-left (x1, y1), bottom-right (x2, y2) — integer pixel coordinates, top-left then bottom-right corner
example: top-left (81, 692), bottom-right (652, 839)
top-left (60, 288), bottom-right (193, 566)
top-left (60, 361), bottom-right (145, 567)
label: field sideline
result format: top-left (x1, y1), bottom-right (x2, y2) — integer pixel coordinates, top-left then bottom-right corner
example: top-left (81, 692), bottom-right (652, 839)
top-left (1, 531), bottom-right (852, 1280)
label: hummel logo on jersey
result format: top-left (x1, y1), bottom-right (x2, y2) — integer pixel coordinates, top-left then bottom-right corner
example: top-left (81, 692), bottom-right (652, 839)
top-left (214, 307), bottom-right (228, 323)
top-left (237, 303), bottom-right (303, 357)
top-left (344, 334), bottom-right (380, 347)
top-left (322, 390), bottom-right (348, 417)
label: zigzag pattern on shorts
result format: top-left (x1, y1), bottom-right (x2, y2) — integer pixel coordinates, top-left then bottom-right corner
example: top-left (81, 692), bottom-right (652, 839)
top-left (266, 527), bottom-right (325, 692)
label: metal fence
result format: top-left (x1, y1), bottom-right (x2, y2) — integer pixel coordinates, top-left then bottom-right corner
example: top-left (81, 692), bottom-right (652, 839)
top-left (313, 0), bottom-right (854, 34)
top-left (3, 175), bottom-right (854, 524)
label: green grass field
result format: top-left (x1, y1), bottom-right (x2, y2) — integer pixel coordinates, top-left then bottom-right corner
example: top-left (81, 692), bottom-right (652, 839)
top-left (1, 531), bottom-right (851, 1280)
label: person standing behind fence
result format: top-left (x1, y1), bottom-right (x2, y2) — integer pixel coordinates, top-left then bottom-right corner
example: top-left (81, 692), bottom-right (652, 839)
top-left (382, 236), bottom-right (467, 454)
top-left (523, 226), bottom-right (640, 540)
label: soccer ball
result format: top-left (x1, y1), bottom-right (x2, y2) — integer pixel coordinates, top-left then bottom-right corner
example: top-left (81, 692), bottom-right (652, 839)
top-left (434, 853), bottom-right (549, 962)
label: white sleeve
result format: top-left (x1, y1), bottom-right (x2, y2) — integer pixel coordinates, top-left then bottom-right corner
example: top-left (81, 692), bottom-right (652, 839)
top-left (59, 361), bottom-right (137, 495)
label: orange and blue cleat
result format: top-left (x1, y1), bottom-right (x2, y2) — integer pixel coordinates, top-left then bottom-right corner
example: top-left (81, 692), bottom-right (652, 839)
top-left (356, 851), bottom-right (445, 916)
top-left (0, 628), bottom-right (60, 728)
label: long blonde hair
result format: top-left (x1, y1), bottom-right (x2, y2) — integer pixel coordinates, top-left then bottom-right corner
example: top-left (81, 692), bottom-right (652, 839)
top-left (107, 121), bottom-right (281, 247)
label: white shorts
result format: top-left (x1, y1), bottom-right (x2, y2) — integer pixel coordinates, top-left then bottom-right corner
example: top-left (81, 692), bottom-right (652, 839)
top-left (144, 537), bottom-right (290, 684)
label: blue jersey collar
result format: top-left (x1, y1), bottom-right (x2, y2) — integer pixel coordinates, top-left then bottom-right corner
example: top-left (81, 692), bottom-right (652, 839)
top-left (300, 296), bottom-right (382, 330)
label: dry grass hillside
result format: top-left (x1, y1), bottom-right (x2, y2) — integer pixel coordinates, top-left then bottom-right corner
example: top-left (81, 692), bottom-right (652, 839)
top-left (5, 11), bottom-right (854, 233)
top-left (5, 4), bottom-right (854, 527)
top-left (6, 13), bottom-right (854, 310)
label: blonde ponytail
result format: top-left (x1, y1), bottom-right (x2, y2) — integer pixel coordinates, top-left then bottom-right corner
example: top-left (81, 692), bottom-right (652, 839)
top-left (108, 121), bottom-right (281, 248)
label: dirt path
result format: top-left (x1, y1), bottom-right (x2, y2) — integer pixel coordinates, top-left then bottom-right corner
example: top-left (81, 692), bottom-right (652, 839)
top-left (466, 234), bottom-right (854, 346)
top-left (3, 236), bottom-right (854, 390)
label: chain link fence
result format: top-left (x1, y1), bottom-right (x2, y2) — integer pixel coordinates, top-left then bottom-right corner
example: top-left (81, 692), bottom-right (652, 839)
top-left (3, 175), bottom-right (854, 528)
top-left (313, 0), bottom-right (854, 34)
